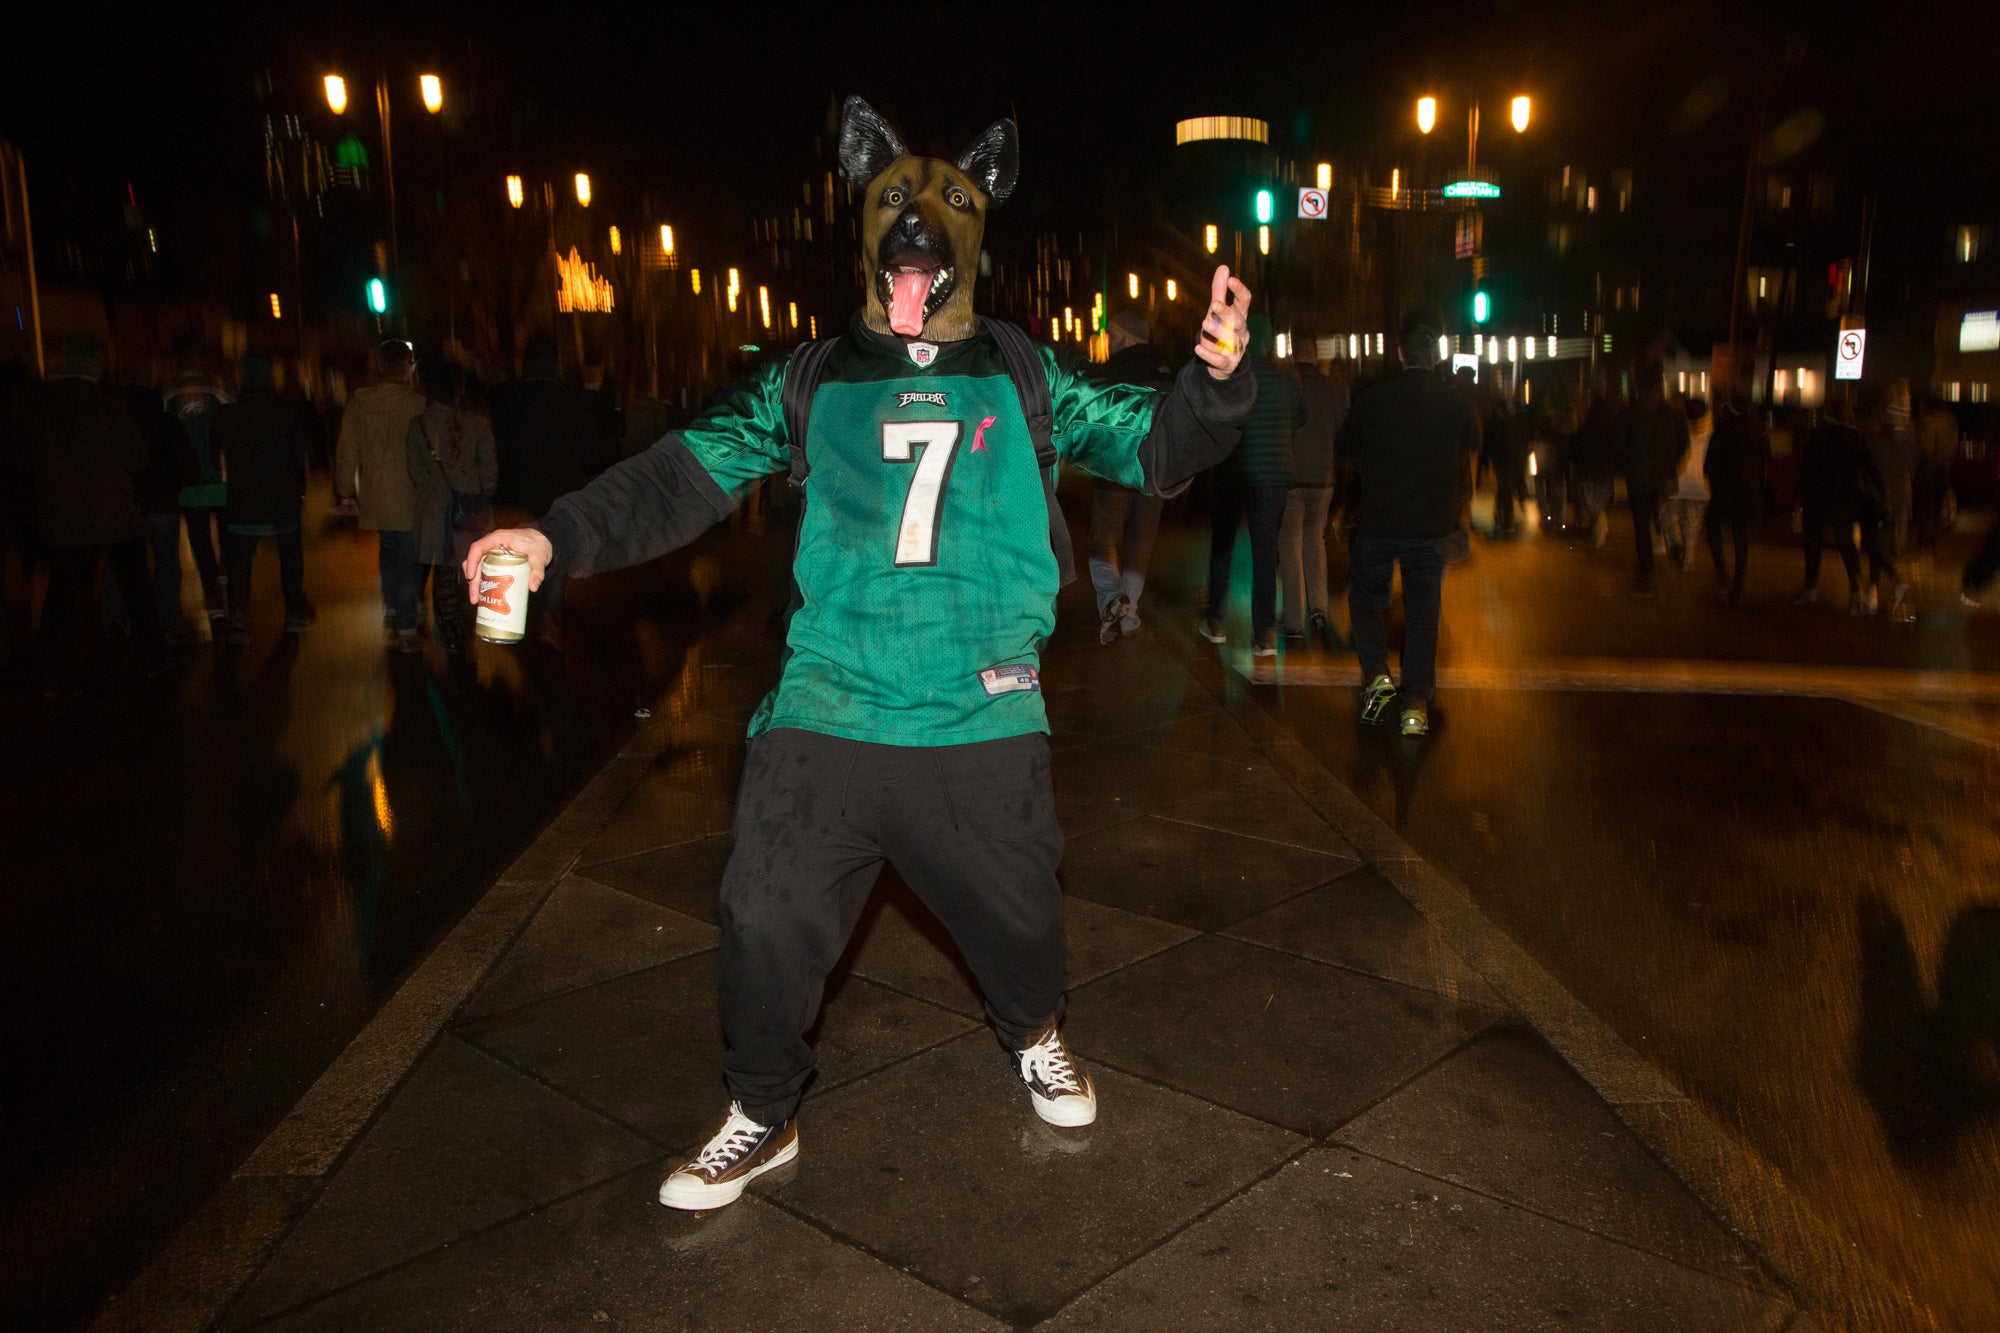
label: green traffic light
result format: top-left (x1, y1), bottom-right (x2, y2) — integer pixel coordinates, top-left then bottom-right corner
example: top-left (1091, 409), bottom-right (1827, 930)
top-left (1472, 291), bottom-right (1490, 324)
top-left (1254, 189), bottom-right (1273, 224)
top-left (368, 278), bottom-right (388, 314)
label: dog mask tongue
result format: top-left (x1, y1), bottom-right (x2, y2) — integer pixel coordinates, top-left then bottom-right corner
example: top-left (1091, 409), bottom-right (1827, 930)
top-left (888, 270), bottom-right (931, 337)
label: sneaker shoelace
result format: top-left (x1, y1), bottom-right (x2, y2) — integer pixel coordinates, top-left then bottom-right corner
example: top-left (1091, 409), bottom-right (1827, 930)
top-left (689, 1110), bottom-right (765, 1173)
top-left (1024, 1035), bottom-right (1084, 1095)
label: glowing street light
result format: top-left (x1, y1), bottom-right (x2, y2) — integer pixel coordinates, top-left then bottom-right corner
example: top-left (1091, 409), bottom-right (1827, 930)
top-left (1511, 96), bottom-right (1531, 133)
top-left (1317, 162), bottom-right (1332, 191)
top-left (506, 175), bottom-right (524, 208)
top-left (324, 74), bottom-right (348, 114)
top-left (574, 173), bottom-right (592, 207)
top-left (1258, 225), bottom-right (1270, 255)
top-left (758, 286), bottom-right (771, 329)
top-left (609, 226), bottom-right (622, 255)
top-left (789, 301), bottom-right (798, 329)
top-left (269, 293), bottom-right (283, 319)
top-left (659, 224), bottom-right (674, 255)
top-left (1165, 279), bottom-right (1177, 301)
top-left (1204, 223), bottom-right (1218, 254)
top-left (1127, 272), bottom-right (1139, 299)
top-left (690, 269), bottom-right (701, 294)
top-left (420, 74), bottom-right (443, 114)
top-left (1416, 96), bottom-right (1437, 134)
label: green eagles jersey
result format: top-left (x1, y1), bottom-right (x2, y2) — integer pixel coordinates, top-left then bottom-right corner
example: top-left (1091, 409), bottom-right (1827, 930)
top-left (679, 325), bottom-right (1161, 746)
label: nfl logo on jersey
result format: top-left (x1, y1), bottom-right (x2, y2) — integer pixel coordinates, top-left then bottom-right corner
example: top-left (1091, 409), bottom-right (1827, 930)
top-left (906, 341), bottom-right (939, 367)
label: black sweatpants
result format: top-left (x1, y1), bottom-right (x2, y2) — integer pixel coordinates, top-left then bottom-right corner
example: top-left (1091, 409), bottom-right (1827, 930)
top-left (718, 728), bottom-right (1066, 1126)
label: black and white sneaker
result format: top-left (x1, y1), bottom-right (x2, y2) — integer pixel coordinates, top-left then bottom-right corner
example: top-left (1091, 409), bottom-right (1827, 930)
top-left (1098, 594), bottom-right (1131, 646)
top-left (658, 1102), bottom-right (798, 1211)
top-left (1013, 1022), bottom-right (1097, 1127)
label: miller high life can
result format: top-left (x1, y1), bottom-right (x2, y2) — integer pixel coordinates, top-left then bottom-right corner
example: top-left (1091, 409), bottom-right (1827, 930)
top-left (475, 547), bottom-right (530, 644)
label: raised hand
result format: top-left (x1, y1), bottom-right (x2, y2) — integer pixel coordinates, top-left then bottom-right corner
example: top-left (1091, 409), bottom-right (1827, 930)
top-left (463, 527), bottom-right (554, 599)
top-left (1193, 264), bottom-right (1253, 380)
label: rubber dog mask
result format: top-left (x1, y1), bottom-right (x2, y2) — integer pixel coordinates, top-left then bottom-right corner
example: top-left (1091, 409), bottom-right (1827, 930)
top-left (838, 95), bottom-right (1018, 344)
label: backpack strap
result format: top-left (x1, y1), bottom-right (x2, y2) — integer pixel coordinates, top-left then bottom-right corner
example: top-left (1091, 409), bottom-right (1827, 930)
top-left (981, 317), bottom-right (1076, 586)
top-left (781, 337), bottom-right (841, 490)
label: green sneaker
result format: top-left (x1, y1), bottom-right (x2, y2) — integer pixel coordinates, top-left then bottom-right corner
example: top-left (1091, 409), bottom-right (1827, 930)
top-left (1400, 703), bottom-right (1429, 737)
top-left (1360, 674), bottom-right (1397, 725)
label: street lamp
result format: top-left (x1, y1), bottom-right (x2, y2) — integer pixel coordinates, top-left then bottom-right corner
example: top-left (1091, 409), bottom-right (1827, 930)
top-left (1415, 96), bottom-right (1436, 134)
top-left (1127, 272), bottom-right (1139, 299)
top-left (659, 224), bottom-right (674, 256)
top-left (1416, 93), bottom-right (1531, 176)
top-left (574, 173), bottom-right (592, 207)
top-left (609, 225), bottom-right (622, 255)
top-left (1511, 96), bottom-right (1531, 133)
top-left (506, 175), bottom-right (524, 208)
top-left (1166, 279), bottom-right (1177, 301)
top-left (420, 74), bottom-right (443, 114)
top-left (1204, 224), bottom-right (1217, 254)
top-left (324, 75), bottom-right (348, 115)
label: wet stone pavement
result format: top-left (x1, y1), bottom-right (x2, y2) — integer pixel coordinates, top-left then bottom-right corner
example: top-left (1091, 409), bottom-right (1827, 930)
top-left (99, 534), bottom-right (1811, 1332)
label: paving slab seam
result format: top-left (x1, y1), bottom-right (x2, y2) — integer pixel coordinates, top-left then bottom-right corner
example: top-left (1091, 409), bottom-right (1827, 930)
top-left (1153, 611), bottom-right (1940, 1333)
top-left (90, 701), bottom-right (675, 1333)
top-left (1326, 1139), bottom-right (1788, 1297)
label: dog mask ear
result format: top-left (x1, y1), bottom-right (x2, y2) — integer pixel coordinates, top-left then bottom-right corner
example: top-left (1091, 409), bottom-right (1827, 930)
top-left (838, 96), bottom-right (908, 185)
top-left (955, 118), bottom-right (1019, 207)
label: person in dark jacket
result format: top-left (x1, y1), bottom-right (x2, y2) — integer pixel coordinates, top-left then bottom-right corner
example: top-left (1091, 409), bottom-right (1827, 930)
top-left (1335, 311), bottom-right (1480, 738)
top-left (406, 360), bottom-right (497, 653)
top-left (490, 340), bottom-right (597, 522)
top-left (1613, 374), bottom-right (1688, 596)
top-left (1200, 313), bottom-right (1301, 661)
top-left (165, 359), bottom-right (230, 621)
top-left (13, 337), bottom-right (155, 694)
top-left (1701, 386), bottom-right (1767, 605)
top-left (1573, 380), bottom-right (1623, 547)
top-left (121, 374), bottom-right (198, 640)
top-left (1279, 345), bottom-right (1346, 645)
top-left (1865, 389), bottom-right (1918, 621)
top-left (1087, 309), bottom-right (1172, 644)
top-left (214, 356), bottom-right (315, 641)
top-left (1793, 405), bottom-right (1878, 613)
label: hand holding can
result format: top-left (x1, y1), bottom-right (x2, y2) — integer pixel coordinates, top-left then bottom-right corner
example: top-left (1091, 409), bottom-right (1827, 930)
top-left (474, 547), bottom-right (531, 644)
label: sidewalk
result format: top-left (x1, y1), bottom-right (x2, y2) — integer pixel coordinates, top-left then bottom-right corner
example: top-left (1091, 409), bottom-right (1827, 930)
top-left (99, 558), bottom-right (1812, 1332)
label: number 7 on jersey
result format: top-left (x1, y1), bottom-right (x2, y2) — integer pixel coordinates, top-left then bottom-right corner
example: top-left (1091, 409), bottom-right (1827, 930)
top-left (882, 420), bottom-right (964, 566)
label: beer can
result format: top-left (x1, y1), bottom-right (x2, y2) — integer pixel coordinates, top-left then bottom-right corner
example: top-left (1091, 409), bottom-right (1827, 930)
top-left (474, 547), bottom-right (530, 644)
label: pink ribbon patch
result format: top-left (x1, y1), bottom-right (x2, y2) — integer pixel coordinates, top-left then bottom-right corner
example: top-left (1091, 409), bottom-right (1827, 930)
top-left (972, 415), bottom-right (997, 453)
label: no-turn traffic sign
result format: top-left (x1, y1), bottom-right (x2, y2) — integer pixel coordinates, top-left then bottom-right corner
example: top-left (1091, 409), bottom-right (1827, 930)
top-left (1835, 328), bottom-right (1866, 381)
top-left (1298, 188), bottom-right (1327, 219)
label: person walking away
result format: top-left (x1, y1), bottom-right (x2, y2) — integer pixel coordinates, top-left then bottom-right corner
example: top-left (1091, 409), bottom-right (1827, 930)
top-left (1613, 374), bottom-right (1687, 597)
top-left (1200, 313), bottom-right (1300, 664)
top-left (1335, 312), bottom-right (1479, 738)
top-left (1661, 398), bottom-right (1712, 571)
top-left (1865, 386), bottom-right (1918, 622)
top-left (491, 339), bottom-right (596, 523)
top-left (1915, 394), bottom-right (1959, 550)
top-left (1538, 377), bottom-right (1582, 533)
top-left (121, 373), bottom-right (198, 641)
top-left (213, 356), bottom-right (315, 643)
top-left (1701, 384), bottom-right (1766, 605)
top-left (1793, 404), bottom-right (1876, 613)
top-left (165, 358), bottom-right (229, 621)
top-left (13, 337), bottom-right (155, 697)
top-left (406, 360), bottom-right (496, 654)
top-left (1279, 339), bottom-right (1346, 646)
top-left (335, 339), bottom-right (428, 651)
top-left (1086, 309), bottom-right (1172, 644)
top-left (1573, 380), bottom-right (1622, 547)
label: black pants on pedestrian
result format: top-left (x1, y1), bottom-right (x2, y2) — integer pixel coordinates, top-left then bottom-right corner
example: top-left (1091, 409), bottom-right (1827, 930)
top-left (1629, 490), bottom-right (1661, 584)
top-left (40, 539), bottom-right (154, 682)
top-left (718, 728), bottom-right (1065, 1127)
top-left (1348, 533), bottom-right (1449, 705)
top-left (183, 506), bottom-right (226, 602)
top-left (1206, 482), bottom-right (1286, 639)
top-left (1705, 508), bottom-right (1750, 596)
top-left (1802, 507), bottom-right (1862, 595)
top-left (227, 529), bottom-right (308, 620)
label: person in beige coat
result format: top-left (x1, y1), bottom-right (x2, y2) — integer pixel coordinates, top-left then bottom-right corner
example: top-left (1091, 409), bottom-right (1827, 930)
top-left (405, 360), bottom-right (497, 654)
top-left (335, 339), bottom-right (427, 647)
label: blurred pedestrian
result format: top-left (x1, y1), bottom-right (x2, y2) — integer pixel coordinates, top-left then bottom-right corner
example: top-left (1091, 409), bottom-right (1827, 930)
top-left (13, 337), bottom-right (155, 696)
top-left (1537, 376), bottom-right (1582, 533)
top-left (1484, 387), bottom-right (1530, 539)
top-left (165, 356), bottom-right (230, 621)
top-left (1335, 311), bottom-right (1479, 738)
top-left (120, 371), bottom-right (198, 641)
top-left (335, 339), bottom-right (428, 650)
top-left (1702, 384), bottom-right (1767, 605)
top-left (1199, 313), bottom-right (1300, 663)
top-left (406, 360), bottom-right (496, 655)
top-left (1087, 309), bottom-right (1171, 644)
top-left (1915, 394), bottom-right (1958, 549)
top-left (1794, 404), bottom-right (1877, 614)
top-left (1865, 385), bottom-right (1917, 622)
top-left (580, 355), bottom-right (623, 473)
top-left (491, 339), bottom-right (596, 522)
top-left (1573, 379), bottom-right (1623, 547)
top-left (1614, 373), bottom-right (1688, 597)
top-left (1660, 397), bottom-right (1712, 571)
top-left (1278, 336), bottom-right (1346, 646)
top-left (214, 356), bottom-right (315, 643)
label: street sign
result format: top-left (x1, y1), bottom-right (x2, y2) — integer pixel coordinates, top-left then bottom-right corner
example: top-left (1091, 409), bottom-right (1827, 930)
top-left (1297, 187), bottom-right (1327, 219)
top-left (1835, 328), bottom-right (1866, 381)
top-left (1443, 180), bottom-right (1501, 200)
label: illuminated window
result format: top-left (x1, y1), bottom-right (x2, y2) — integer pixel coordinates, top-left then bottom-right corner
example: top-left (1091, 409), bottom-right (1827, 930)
top-left (1958, 225), bottom-right (1984, 264)
top-left (1585, 186), bottom-right (1597, 213)
top-left (1974, 383), bottom-right (1991, 404)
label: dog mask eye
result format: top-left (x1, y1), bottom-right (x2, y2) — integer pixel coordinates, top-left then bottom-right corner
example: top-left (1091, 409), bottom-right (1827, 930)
top-left (883, 188), bottom-right (905, 207)
top-left (947, 188), bottom-right (969, 209)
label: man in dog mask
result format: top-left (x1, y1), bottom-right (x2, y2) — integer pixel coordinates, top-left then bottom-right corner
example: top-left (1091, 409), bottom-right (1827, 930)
top-left (467, 96), bottom-right (1254, 1210)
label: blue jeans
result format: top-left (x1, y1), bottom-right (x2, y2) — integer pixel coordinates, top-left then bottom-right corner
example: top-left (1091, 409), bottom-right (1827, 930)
top-left (378, 530), bottom-right (420, 632)
top-left (1206, 483), bottom-right (1287, 639)
top-left (1348, 533), bottom-right (1449, 704)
